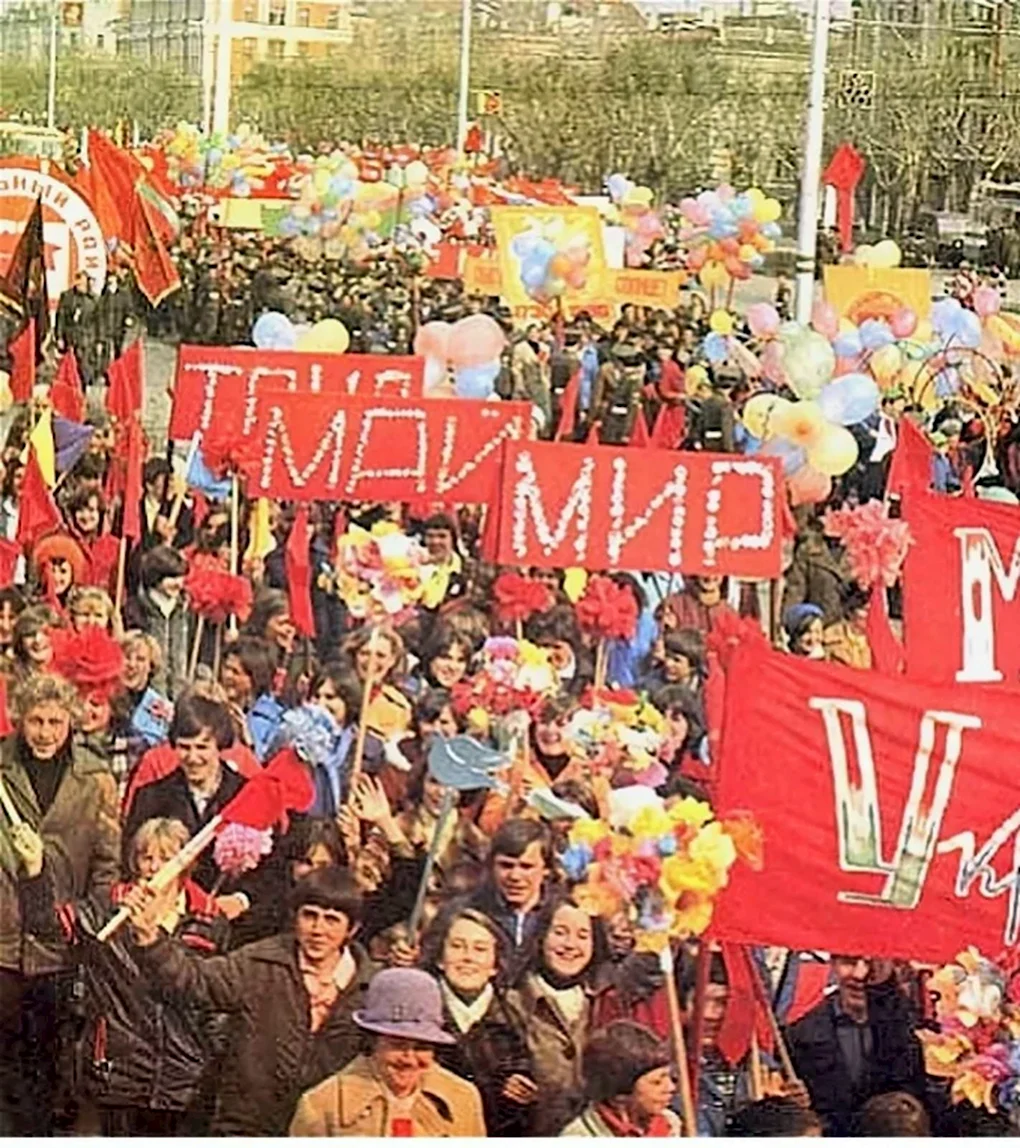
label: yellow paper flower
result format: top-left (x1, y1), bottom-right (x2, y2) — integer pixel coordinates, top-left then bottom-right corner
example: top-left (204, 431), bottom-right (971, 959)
top-left (563, 567), bottom-right (588, 603)
top-left (659, 855), bottom-right (722, 901)
top-left (668, 796), bottom-right (714, 829)
top-left (572, 878), bottom-right (623, 920)
top-left (570, 817), bottom-right (609, 848)
top-left (918, 1030), bottom-right (970, 1074)
top-left (466, 707), bottom-right (491, 737)
top-left (634, 929), bottom-right (671, 954)
top-left (689, 821), bottom-right (738, 883)
top-left (628, 804), bottom-right (674, 840)
top-left (673, 890), bottom-right (714, 937)
top-left (952, 1070), bottom-right (996, 1112)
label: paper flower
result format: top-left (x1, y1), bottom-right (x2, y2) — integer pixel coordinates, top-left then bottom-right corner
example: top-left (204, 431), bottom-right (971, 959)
top-left (272, 703), bottom-right (339, 768)
top-left (335, 522), bottom-right (430, 625)
top-left (822, 499), bottom-right (914, 589)
top-left (492, 571), bottom-right (554, 625)
top-left (450, 638), bottom-right (557, 721)
top-left (184, 568), bottom-right (254, 625)
top-left (201, 427), bottom-right (265, 478)
top-left (213, 822), bottom-right (273, 878)
top-left (49, 625), bottom-right (125, 700)
top-left (575, 575), bottom-right (639, 641)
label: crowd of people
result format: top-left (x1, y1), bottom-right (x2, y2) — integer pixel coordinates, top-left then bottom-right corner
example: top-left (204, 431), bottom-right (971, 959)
top-left (0, 210), bottom-right (1017, 1140)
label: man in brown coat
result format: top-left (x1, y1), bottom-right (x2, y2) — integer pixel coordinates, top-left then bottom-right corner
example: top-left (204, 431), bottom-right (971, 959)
top-left (125, 866), bottom-right (370, 1135)
top-left (0, 674), bottom-right (121, 1135)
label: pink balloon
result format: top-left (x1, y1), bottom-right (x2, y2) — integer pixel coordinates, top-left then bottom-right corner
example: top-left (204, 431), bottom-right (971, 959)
top-left (413, 320), bottom-right (452, 362)
top-left (679, 196), bottom-right (699, 217)
top-left (889, 307), bottom-right (917, 338)
top-left (972, 286), bottom-right (1001, 319)
top-left (448, 314), bottom-right (507, 369)
top-left (834, 356), bottom-right (859, 377)
top-left (746, 302), bottom-right (781, 340)
top-left (787, 465), bottom-right (832, 507)
top-left (811, 300), bottom-right (839, 340)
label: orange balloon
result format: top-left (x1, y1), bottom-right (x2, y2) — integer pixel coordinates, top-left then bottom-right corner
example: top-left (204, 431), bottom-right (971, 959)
top-left (548, 253), bottom-right (571, 278)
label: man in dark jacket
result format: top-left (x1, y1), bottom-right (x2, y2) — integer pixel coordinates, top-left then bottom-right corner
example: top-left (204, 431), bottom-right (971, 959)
top-left (55, 272), bottom-right (100, 387)
top-left (124, 866), bottom-right (370, 1136)
top-left (786, 955), bottom-right (925, 1135)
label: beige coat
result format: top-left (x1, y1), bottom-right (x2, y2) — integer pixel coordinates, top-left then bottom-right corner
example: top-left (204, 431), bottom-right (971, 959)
top-left (289, 1053), bottom-right (487, 1137)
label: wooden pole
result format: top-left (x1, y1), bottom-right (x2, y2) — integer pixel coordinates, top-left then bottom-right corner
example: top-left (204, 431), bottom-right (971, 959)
top-left (227, 472), bottom-right (240, 639)
top-left (349, 623), bottom-right (381, 785)
top-left (113, 535), bottom-right (128, 614)
top-left (661, 944), bottom-right (697, 1137)
top-left (213, 622), bottom-right (224, 683)
top-left (688, 942), bottom-right (711, 1112)
top-left (745, 948), bottom-right (797, 1081)
top-left (407, 785), bottom-right (456, 937)
top-left (749, 1030), bottom-right (763, 1101)
top-left (0, 776), bottom-right (24, 827)
top-left (188, 615), bottom-right (206, 679)
top-left (167, 433), bottom-right (200, 531)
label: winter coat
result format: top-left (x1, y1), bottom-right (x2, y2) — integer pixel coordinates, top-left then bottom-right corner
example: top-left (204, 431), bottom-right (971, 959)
top-left (782, 540), bottom-right (852, 626)
top-left (561, 1104), bottom-right (682, 1136)
top-left (123, 587), bottom-right (189, 700)
top-left (289, 1053), bottom-right (486, 1137)
top-left (0, 733), bottom-right (120, 976)
top-left (138, 932), bottom-right (370, 1135)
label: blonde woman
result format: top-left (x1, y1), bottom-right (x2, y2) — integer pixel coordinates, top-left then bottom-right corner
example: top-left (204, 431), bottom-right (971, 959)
top-left (341, 626), bottom-right (413, 740)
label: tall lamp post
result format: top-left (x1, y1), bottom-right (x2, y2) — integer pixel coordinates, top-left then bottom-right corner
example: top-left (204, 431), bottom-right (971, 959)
top-left (794, 0), bottom-right (831, 324)
top-left (456, 0), bottom-right (472, 156)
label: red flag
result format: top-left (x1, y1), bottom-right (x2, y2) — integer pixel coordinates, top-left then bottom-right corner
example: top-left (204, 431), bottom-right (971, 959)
top-left (0, 539), bottom-right (19, 586)
top-left (716, 945), bottom-right (773, 1066)
top-left (0, 197), bottom-right (49, 357)
top-left (79, 130), bottom-right (138, 245)
top-left (865, 585), bottom-right (904, 675)
top-left (629, 407), bottom-right (651, 448)
top-left (585, 419), bottom-right (601, 445)
top-left (16, 446), bottom-right (61, 549)
top-left (131, 193), bottom-right (180, 307)
top-left (555, 369), bottom-right (580, 442)
top-left (121, 418), bottom-right (144, 542)
top-left (50, 350), bottom-right (84, 422)
top-left (9, 319), bottom-right (35, 404)
top-left (822, 142), bottom-right (866, 254)
top-left (285, 506), bottom-right (315, 638)
top-left (885, 417), bottom-right (930, 499)
top-left (651, 403), bottom-right (685, 450)
top-left (105, 340), bottom-right (143, 424)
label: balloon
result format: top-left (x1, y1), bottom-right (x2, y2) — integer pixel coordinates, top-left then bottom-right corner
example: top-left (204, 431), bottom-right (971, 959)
top-left (759, 436), bottom-right (806, 477)
top-left (952, 308), bottom-right (983, 349)
top-left (404, 159), bottom-right (429, 185)
top-left (741, 393), bottom-right (792, 439)
top-left (746, 303), bottom-right (781, 340)
top-left (782, 330), bottom-right (835, 400)
top-left (853, 244), bottom-right (875, 267)
top-left (787, 465), bottom-right (832, 507)
top-left (807, 424), bottom-right (859, 476)
top-left (973, 285), bottom-right (1001, 318)
top-left (754, 197), bottom-right (782, 224)
top-left (832, 329), bottom-right (863, 359)
top-left (699, 261), bottom-right (728, 290)
top-left (423, 355), bottom-right (447, 394)
top-left (817, 373), bottom-right (880, 426)
top-left (709, 309), bottom-right (735, 336)
top-left (413, 320), bottom-right (452, 362)
top-left (454, 361), bottom-right (500, 400)
top-left (606, 173), bottom-right (632, 202)
top-left (521, 261), bottom-right (547, 293)
top-left (932, 296), bottom-right (963, 338)
top-left (889, 307), bottom-right (917, 339)
top-left (858, 318), bottom-right (895, 351)
top-left (810, 300), bottom-right (839, 340)
top-left (703, 333), bottom-right (729, 364)
top-left (870, 239), bottom-right (902, 269)
top-left (296, 318), bottom-right (350, 354)
top-left (869, 344), bottom-right (903, 388)
top-left (771, 400), bottom-right (826, 447)
top-left (448, 314), bottom-right (506, 368)
top-left (252, 310), bottom-right (296, 351)
top-left (745, 187), bottom-right (766, 208)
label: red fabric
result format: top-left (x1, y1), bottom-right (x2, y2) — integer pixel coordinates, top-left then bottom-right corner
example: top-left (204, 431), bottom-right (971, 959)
top-left (15, 447), bottom-right (60, 549)
top-left (629, 407), bottom-right (651, 449)
top-left (131, 193), bottom-right (181, 307)
top-left (122, 742), bottom-right (262, 817)
top-left (651, 403), bottom-right (685, 450)
top-left (901, 487), bottom-right (1020, 685)
top-left (121, 417), bottom-right (144, 541)
top-left (50, 625), bottom-right (124, 698)
top-left (171, 346), bottom-right (424, 439)
top-left (0, 677), bottom-right (12, 739)
top-left (594, 1103), bottom-right (672, 1138)
top-left (885, 417), bottom-right (930, 500)
top-left (105, 342), bottom-right (143, 426)
top-left (220, 747), bottom-right (315, 831)
top-left (864, 586), bottom-right (903, 674)
top-left (576, 574), bottom-right (639, 640)
top-left (0, 539), bottom-right (19, 586)
top-left (50, 351), bottom-right (84, 421)
top-left (84, 534), bottom-right (120, 591)
top-left (555, 369), bottom-right (580, 442)
top-left (586, 420), bottom-right (601, 445)
top-left (784, 961), bottom-right (832, 1027)
top-left (591, 983), bottom-right (670, 1043)
top-left (285, 506), bottom-right (315, 638)
top-left (493, 571), bottom-right (554, 625)
top-left (9, 319), bottom-right (35, 404)
top-left (716, 944), bottom-right (773, 1066)
top-left (81, 130), bottom-right (138, 245)
top-left (184, 568), bottom-right (253, 625)
top-left (822, 143), bottom-right (866, 254)
top-left (496, 443), bottom-right (783, 577)
top-left (713, 641), bottom-right (1020, 961)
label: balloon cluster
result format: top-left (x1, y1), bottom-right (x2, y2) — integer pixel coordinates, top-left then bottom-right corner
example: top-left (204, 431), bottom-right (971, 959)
top-left (159, 122), bottom-right (289, 197)
top-left (677, 185), bottom-right (782, 289)
top-left (251, 312), bottom-right (350, 354)
top-left (413, 315), bottom-right (506, 400)
top-left (605, 173), bottom-right (665, 268)
top-left (509, 218), bottom-right (593, 303)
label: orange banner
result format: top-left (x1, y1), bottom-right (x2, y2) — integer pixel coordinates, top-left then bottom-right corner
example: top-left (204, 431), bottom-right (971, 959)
top-left (604, 269), bottom-right (685, 308)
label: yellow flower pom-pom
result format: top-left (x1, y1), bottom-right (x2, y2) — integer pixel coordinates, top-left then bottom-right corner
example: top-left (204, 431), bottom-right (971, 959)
top-left (688, 821), bottom-right (738, 881)
top-left (659, 856), bottom-right (721, 902)
top-left (570, 817), bottom-right (609, 848)
top-left (668, 796), bottom-right (714, 829)
top-left (628, 805), bottom-right (674, 840)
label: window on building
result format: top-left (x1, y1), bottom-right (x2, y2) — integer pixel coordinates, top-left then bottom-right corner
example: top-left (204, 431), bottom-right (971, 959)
top-left (268, 2), bottom-right (285, 23)
top-left (297, 6), bottom-right (310, 25)
top-left (95, 33), bottom-right (104, 49)
top-left (242, 35), bottom-right (256, 58)
top-left (297, 39), bottom-right (309, 55)
top-left (242, 1), bottom-right (256, 19)
top-left (325, 7), bottom-right (340, 27)
top-left (268, 37), bottom-right (284, 56)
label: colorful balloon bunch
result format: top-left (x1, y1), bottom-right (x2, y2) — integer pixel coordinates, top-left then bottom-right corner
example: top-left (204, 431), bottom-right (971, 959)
top-left (251, 312), bottom-right (350, 354)
top-left (605, 173), bottom-right (665, 268)
top-left (677, 185), bottom-right (782, 289)
top-left (509, 218), bottom-right (593, 303)
top-left (158, 122), bottom-right (290, 196)
top-left (413, 314), bottom-right (506, 400)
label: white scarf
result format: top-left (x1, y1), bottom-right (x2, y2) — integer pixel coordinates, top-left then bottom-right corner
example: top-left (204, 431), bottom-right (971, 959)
top-left (537, 975), bottom-right (586, 1025)
top-left (441, 979), bottom-right (493, 1033)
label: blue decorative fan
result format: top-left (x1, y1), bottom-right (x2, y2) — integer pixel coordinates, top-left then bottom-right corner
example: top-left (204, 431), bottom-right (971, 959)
top-left (427, 735), bottom-right (508, 792)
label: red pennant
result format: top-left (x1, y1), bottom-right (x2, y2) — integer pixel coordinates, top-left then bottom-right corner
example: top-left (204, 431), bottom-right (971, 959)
top-left (651, 403), bottom-right (686, 450)
top-left (121, 418), bottom-right (144, 541)
top-left (105, 340), bottom-right (143, 425)
top-left (555, 369), bottom-right (580, 442)
top-left (220, 747), bottom-right (316, 831)
top-left (15, 446), bottom-right (61, 549)
top-left (629, 408), bottom-right (651, 449)
top-left (886, 417), bottom-right (931, 500)
top-left (50, 351), bottom-right (84, 422)
top-left (586, 419), bottom-right (601, 445)
top-left (0, 677), bottom-right (12, 739)
top-left (864, 585), bottom-right (904, 675)
top-left (9, 319), bottom-right (35, 404)
top-left (716, 945), bottom-right (773, 1067)
top-left (285, 505), bottom-right (315, 638)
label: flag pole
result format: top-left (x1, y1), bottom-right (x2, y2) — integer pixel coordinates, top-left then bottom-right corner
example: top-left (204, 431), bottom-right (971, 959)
top-left (47, 0), bottom-right (58, 129)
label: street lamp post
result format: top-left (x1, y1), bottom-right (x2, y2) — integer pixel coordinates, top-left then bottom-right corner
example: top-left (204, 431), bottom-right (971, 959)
top-left (47, 0), bottom-right (58, 128)
top-left (794, 0), bottom-right (831, 324)
top-left (456, 0), bottom-right (472, 156)
top-left (212, 0), bottom-right (232, 135)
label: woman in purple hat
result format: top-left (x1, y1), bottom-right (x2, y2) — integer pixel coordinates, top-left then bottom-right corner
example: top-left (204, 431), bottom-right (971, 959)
top-left (289, 966), bottom-right (487, 1137)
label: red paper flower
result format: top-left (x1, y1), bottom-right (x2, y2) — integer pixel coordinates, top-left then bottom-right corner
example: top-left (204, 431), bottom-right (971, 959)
top-left (493, 571), bottom-right (554, 626)
top-left (202, 428), bottom-right (264, 478)
top-left (50, 626), bottom-right (125, 700)
top-left (185, 568), bottom-right (253, 625)
top-left (575, 575), bottom-right (639, 641)
top-left (580, 685), bottom-right (639, 709)
top-left (822, 500), bottom-right (914, 589)
top-left (705, 611), bottom-right (769, 671)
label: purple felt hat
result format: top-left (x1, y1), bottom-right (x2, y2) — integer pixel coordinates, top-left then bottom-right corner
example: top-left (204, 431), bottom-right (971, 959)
top-left (352, 968), bottom-right (456, 1045)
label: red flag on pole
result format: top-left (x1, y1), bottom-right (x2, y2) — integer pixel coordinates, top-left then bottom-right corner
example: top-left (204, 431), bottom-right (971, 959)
top-left (130, 195), bottom-right (181, 308)
top-left (285, 506), bottom-right (315, 638)
top-left (121, 418), bottom-right (144, 542)
top-left (50, 350), bottom-right (84, 422)
top-left (9, 319), bottom-right (36, 404)
top-left (554, 369), bottom-right (580, 442)
top-left (585, 420), bottom-right (601, 445)
top-left (629, 407), bottom-right (651, 449)
top-left (105, 340), bottom-right (143, 424)
top-left (16, 446), bottom-right (61, 549)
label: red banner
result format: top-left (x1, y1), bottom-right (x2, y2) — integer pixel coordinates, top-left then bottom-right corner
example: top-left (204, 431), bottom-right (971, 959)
top-left (902, 488), bottom-right (1020, 687)
top-left (494, 442), bottom-right (782, 578)
top-left (169, 346), bottom-right (424, 441)
top-left (714, 643), bottom-right (1020, 962)
top-left (245, 391), bottom-right (530, 503)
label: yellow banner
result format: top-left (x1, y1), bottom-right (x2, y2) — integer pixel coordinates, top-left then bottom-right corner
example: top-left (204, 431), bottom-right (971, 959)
top-left (490, 206), bottom-right (607, 311)
top-left (823, 266), bottom-right (932, 323)
top-left (463, 250), bottom-right (503, 296)
top-left (603, 268), bottom-right (685, 309)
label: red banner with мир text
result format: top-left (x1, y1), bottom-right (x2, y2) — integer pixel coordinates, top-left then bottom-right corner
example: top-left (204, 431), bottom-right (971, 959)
top-left (494, 441), bottom-right (783, 578)
top-left (169, 345), bottom-right (424, 440)
top-left (713, 643), bottom-right (1020, 962)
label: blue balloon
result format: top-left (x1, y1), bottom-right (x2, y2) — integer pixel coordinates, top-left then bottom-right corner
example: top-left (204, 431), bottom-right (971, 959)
top-left (252, 310), bottom-right (296, 351)
top-left (708, 215), bottom-right (738, 240)
top-left (762, 222), bottom-right (782, 240)
top-left (531, 238), bottom-right (555, 263)
top-left (205, 147), bottom-right (223, 167)
top-left (304, 216), bottom-right (321, 236)
top-left (952, 308), bottom-right (982, 349)
top-left (732, 193), bottom-right (753, 218)
top-left (832, 329), bottom-right (863, 358)
top-left (607, 172), bottom-right (631, 201)
top-left (818, 373), bottom-right (880, 426)
top-left (703, 332), bottom-right (728, 363)
top-left (760, 436), bottom-right (806, 477)
top-left (278, 216), bottom-right (300, 238)
top-left (520, 261), bottom-right (546, 293)
top-left (454, 361), bottom-right (500, 400)
top-left (858, 318), bottom-right (894, 351)
top-left (511, 233), bottom-right (536, 258)
top-left (932, 296), bottom-right (964, 339)
top-left (329, 175), bottom-right (353, 199)
top-left (935, 366), bottom-right (960, 397)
